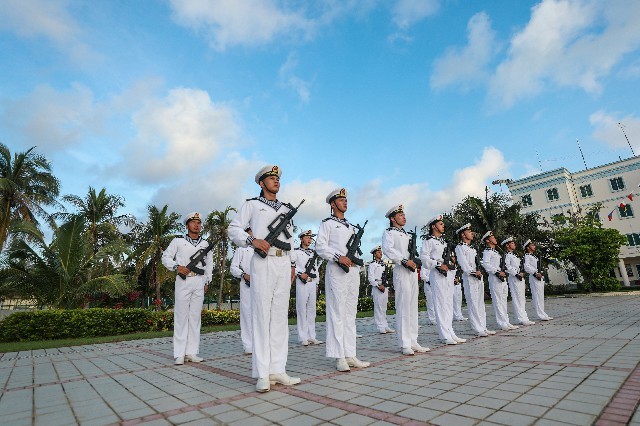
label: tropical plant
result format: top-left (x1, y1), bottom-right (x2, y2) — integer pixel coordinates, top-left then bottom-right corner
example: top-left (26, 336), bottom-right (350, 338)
top-left (129, 205), bottom-right (182, 308)
top-left (0, 144), bottom-right (61, 252)
top-left (204, 206), bottom-right (236, 309)
top-left (0, 215), bottom-right (132, 309)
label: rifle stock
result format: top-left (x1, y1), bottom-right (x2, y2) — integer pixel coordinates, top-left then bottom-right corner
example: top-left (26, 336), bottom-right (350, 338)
top-left (338, 220), bottom-right (367, 273)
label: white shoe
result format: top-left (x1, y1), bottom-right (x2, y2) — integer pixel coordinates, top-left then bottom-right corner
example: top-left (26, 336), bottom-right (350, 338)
top-left (356, 334), bottom-right (363, 338)
top-left (174, 356), bottom-right (184, 365)
top-left (336, 358), bottom-right (350, 372)
top-left (540, 317), bottom-right (550, 321)
top-left (309, 338), bottom-right (323, 345)
top-left (379, 329), bottom-right (388, 334)
top-left (485, 330), bottom-right (496, 335)
top-left (269, 373), bottom-right (301, 386)
top-left (244, 350), bottom-right (252, 355)
top-left (411, 344), bottom-right (430, 353)
top-left (346, 357), bottom-right (370, 368)
top-left (256, 377), bottom-right (270, 392)
top-left (546, 316), bottom-right (553, 320)
top-left (476, 331), bottom-right (488, 337)
top-left (453, 336), bottom-right (467, 343)
top-left (521, 321), bottom-right (535, 326)
top-left (508, 324), bottom-right (520, 330)
top-left (443, 339), bottom-right (457, 345)
top-left (456, 317), bottom-right (468, 321)
top-left (385, 327), bottom-right (395, 333)
top-left (185, 354), bottom-right (203, 363)
top-left (301, 340), bottom-right (309, 346)
top-left (501, 326), bottom-right (511, 331)
top-left (402, 347), bottom-right (415, 355)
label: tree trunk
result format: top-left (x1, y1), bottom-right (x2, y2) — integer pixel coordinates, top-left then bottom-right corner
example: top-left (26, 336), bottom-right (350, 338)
top-left (0, 199), bottom-right (12, 252)
top-left (151, 252), bottom-right (160, 311)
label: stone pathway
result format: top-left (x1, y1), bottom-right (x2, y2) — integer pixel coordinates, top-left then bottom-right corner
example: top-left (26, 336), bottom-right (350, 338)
top-left (1, 294), bottom-right (639, 425)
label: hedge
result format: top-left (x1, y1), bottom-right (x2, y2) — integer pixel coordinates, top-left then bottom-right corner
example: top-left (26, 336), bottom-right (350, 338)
top-left (0, 296), bottom-right (411, 342)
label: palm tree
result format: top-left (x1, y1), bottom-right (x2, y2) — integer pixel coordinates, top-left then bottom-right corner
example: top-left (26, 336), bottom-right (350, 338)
top-left (0, 143), bottom-right (61, 251)
top-left (1, 215), bottom-right (132, 309)
top-left (204, 206), bottom-right (236, 309)
top-left (56, 187), bottom-right (135, 254)
top-left (129, 205), bottom-right (182, 309)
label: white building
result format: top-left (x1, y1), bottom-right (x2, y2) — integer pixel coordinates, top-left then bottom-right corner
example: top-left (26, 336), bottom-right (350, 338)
top-left (506, 156), bottom-right (640, 287)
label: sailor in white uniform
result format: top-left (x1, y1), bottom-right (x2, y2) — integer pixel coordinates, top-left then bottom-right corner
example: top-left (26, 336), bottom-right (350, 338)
top-left (503, 237), bottom-right (535, 326)
top-left (292, 230), bottom-right (324, 346)
top-left (523, 239), bottom-right (553, 321)
top-left (316, 188), bottom-right (370, 372)
top-left (229, 227), bottom-right (254, 354)
top-left (228, 165), bottom-right (301, 393)
top-left (162, 212), bottom-right (213, 365)
top-left (368, 245), bottom-right (394, 334)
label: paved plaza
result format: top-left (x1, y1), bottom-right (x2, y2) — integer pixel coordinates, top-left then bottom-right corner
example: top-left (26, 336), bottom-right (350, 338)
top-left (1, 293), bottom-right (639, 426)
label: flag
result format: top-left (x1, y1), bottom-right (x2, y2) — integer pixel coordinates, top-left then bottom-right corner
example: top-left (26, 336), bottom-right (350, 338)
top-left (628, 193), bottom-right (634, 201)
top-left (608, 210), bottom-right (614, 221)
top-left (619, 202), bottom-right (626, 208)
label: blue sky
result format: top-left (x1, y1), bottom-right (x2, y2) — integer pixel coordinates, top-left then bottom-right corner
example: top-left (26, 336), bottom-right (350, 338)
top-left (1, 0), bottom-right (640, 251)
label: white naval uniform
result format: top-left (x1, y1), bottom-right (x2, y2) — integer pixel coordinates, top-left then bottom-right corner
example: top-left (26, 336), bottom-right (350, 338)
top-left (382, 227), bottom-right (419, 350)
top-left (420, 268), bottom-right (436, 324)
top-left (456, 243), bottom-right (488, 334)
top-left (505, 252), bottom-right (531, 324)
top-left (482, 248), bottom-right (512, 329)
top-left (230, 246), bottom-right (254, 353)
top-left (316, 216), bottom-right (361, 359)
top-left (292, 247), bottom-right (320, 342)
top-left (452, 267), bottom-right (465, 320)
top-left (524, 253), bottom-right (551, 320)
top-left (228, 197), bottom-right (295, 379)
top-left (162, 235), bottom-right (213, 359)
top-left (367, 260), bottom-right (389, 332)
top-left (420, 236), bottom-right (457, 341)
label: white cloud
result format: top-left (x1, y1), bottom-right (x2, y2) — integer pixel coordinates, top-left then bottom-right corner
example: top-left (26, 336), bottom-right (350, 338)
top-left (279, 52), bottom-right (311, 103)
top-left (391, 0), bottom-right (440, 30)
top-left (431, 12), bottom-right (499, 90)
top-left (0, 83), bottom-right (106, 152)
top-left (488, 0), bottom-right (640, 108)
top-left (0, 0), bottom-right (98, 63)
top-left (168, 0), bottom-right (315, 50)
top-left (590, 110), bottom-right (640, 152)
top-left (125, 87), bottom-right (240, 183)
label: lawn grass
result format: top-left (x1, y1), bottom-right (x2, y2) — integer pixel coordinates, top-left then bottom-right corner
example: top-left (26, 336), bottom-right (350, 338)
top-left (0, 309), bottom-right (403, 353)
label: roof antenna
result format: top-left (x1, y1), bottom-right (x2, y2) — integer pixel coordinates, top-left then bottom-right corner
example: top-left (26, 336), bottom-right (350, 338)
top-left (576, 139), bottom-right (587, 170)
top-left (618, 122), bottom-right (636, 157)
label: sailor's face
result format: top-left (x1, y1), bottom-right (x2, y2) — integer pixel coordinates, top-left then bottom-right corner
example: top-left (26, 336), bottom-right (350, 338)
top-left (261, 176), bottom-right (280, 193)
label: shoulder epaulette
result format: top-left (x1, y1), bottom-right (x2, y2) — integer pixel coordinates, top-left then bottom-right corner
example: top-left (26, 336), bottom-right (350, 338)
top-left (174, 235), bottom-right (184, 238)
top-left (246, 197), bottom-right (259, 201)
top-left (322, 217), bottom-right (332, 222)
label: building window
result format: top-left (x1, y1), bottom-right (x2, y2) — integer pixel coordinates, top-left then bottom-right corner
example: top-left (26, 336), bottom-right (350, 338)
top-left (579, 184), bottom-right (593, 198)
top-left (636, 265), bottom-right (640, 279)
top-left (619, 204), bottom-right (634, 218)
top-left (521, 194), bottom-right (533, 207)
top-left (610, 177), bottom-right (625, 191)
top-left (546, 188), bottom-right (559, 201)
top-left (626, 265), bottom-right (634, 277)
top-left (626, 233), bottom-right (640, 246)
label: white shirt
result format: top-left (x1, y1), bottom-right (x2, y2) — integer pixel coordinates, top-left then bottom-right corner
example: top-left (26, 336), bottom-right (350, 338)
top-left (315, 216), bottom-right (360, 264)
top-left (455, 243), bottom-right (477, 275)
top-left (504, 252), bottom-right (521, 277)
top-left (228, 197), bottom-right (295, 251)
top-left (420, 235), bottom-right (447, 270)
top-left (482, 248), bottom-right (501, 275)
top-left (382, 227), bottom-right (410, 267)
top-left (161, 236), bottom-right (213, 283)
top-left (368, 260), bottom-right (384, 286)
top-left (524, 253), bottom-right (540, 275)
top-left (292, 247), bottom-right (321, 283)
top-left (230, 246), bottom-right (253, 280)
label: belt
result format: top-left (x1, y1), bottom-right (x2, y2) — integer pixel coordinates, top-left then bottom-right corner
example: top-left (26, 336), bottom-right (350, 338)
top-left (267, 247), bottom-right (289, 257)
top-left (186, 272), bottom-right (198, 277)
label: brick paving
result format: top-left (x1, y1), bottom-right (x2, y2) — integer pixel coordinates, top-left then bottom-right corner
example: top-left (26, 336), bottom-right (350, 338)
top-left (1, 293), bottom-right (639, 425)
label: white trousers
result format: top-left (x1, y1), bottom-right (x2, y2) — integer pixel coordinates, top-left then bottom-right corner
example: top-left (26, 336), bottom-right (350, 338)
top-left (529, 276), bottom-right (550, 319)
top-left (250, 254), bottom-right (291, 378)
top-left (453, 283), bottom-right (464, 320)
top-left (488, 275), bottom-right (511, 329)
top-left (325, 262), bottom-right (359, 359)
top-left (372, 286), bottom-right (389, 332)
top-left (394, 267), bottom-right (419, 349)
top-left (240, 278), bottom-right (252, 353)
top-left (296, 279), bottom-right (318, 342)
top-left (423, 280), bottom-right (436, 324)
top-left (508, 275), bottom-right (531, 324)
top-left (463, 274), bottom-right (487, 333)
top-left (429, 268), bottom-right (456, 341)
top-left (173, 276), bottom-right (205, 358)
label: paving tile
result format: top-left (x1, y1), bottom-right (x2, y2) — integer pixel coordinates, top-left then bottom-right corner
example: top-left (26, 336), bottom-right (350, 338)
top-left (430, 412), bottom-right (478, 426)
top-left (543, 408), bottom-right (596, 425)
top-left (397, 406), bottom-right (442, 421)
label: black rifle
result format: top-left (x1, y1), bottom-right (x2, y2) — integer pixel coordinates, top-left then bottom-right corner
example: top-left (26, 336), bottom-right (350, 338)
top-left (474, 248), bottom-right (486, 278)
top-left (300, 251), bottom-right (320, 282)
top-left (516, 253), bottom-right (524, 281)
top-left (178, 241), bottom-right (214, 280)
top-left (497, 252), bottom-right (507, 282)
top-left (338, 220), bottom-right (368, 273)
top-left (436, 243), bottom-right (453, 276)
top-left (255, 199), bottom-right (305, 258)
top-left (404, 227), bottom-right (423, 272)
top-left (377, 263), bottom-right (389, 292)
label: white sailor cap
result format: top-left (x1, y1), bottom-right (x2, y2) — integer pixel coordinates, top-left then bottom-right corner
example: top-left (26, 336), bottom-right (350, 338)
top-left (184, 212), bottom-right (202, 225)
top-left (481, 230), bottom-right (493, 241)
top-left (522, 239), bottom-right (532, 250)
top-left (255, 165), bottom-right (281, 184)
top-left (427, 214), bottom-right (443, 227)
top-left (370, 245), bottom-right (382, 254)
top-left (385, 204), bottom-right (404, 218)
top-left (298, 230), bottom-right (316, 239)
top-left (326, 188), bottom-right (347, 204)
top-left (456, 223), bottom-right (471, 234)
top-left (501, 237), bottom-right (514, 246)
